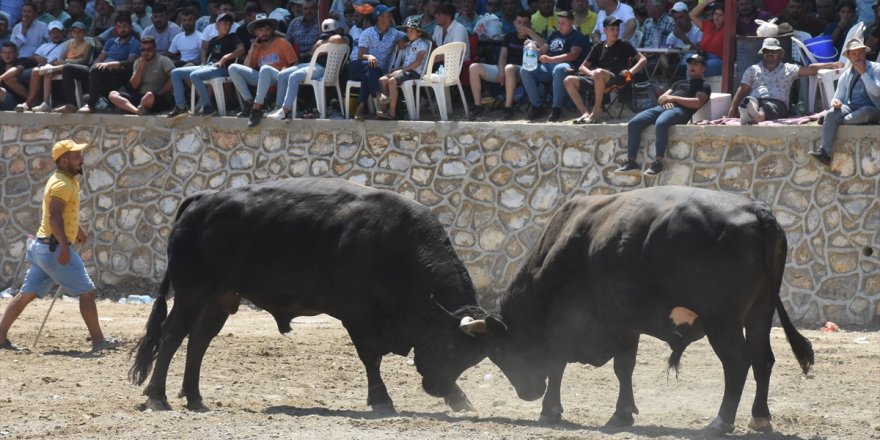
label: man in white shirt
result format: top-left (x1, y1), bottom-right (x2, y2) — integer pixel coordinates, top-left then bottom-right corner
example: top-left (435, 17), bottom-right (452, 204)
top-left (168, 9), bottom-right (203, 65)
top-left (9, 19), bottom-right (66, 111)
top-left (201, 0), bottom-right (240, 49)
top-left (433, 2), bottom-right (470, 60)
top-left (593, 0), bottom-right (636, 42)
top-left (140, 3), bottom-right (182, 57)
top-left (12, 3), bottom-right (49, 59)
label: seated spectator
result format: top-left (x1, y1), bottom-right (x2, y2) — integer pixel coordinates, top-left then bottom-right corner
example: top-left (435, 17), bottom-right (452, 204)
top-left (822, 0), bottom-right (858, 54)
top-left (130, 0), bottom-right (152, 29)
top-left (237, 4), bottom-right (260, 51)
top-left (202, 0), bottom-right (240, 47)
top-left (139, 4), bottom-right (182, 58)
top-left (0, 42), bottom-right (23, 110)
top-left (469, 10), bottom-right (543, 119)
top-left (455, 0), bottom-right (479, 33)
top-left (262, 0), bottom-right (291, 23)
top-left (288, 0), bottom-right (305, 20)
top-left (39, 0), bottom-right (70, 24)
top-left (56, 14), bottom-right (140, 113)
top-left (688, 0), bottom-right (723, 77)
top-left (736, 0), bottom-right (771, 36)
top-left (414, 0), bottom-right (439, 36)
top-left (868, 2), bottom-right (880, 54)
top-left (593, 0), bottom-right (637, 42)
top-left (433, 3), bottom-right (470, 61)
top-left (228, 13), bottom-right (298, 126)
top-left (571, 0), bottom-right (597, 41)
top-left (521, 9), bottom-right (588, 122)
top-left (777, 0), bottom-right (826, 37)
top-left (810, 39), bottom-right (880, 166)
top-left (659, 2), bottom-right (701, 79)
top-left (728, 37), bottom-right (843, 124)
top-left (617, 53), bottom-right (710, 175)
top-left (285, 0), bottom-right (320, 61)
top-left (168, 9), bottom-right (203, 65)
top-left (11, 2), bottom-right (49, 60)
top-left (90, 0), bottom-right (115, 36)
top-left (0, 15), bottom-right (10, 46)
top-left (565, 15), bottom-right (645, 123)
top-left (26, 21), bottom-right (93, 112)
top-left (373, 16), bottom-right (429, 121)
top-left (531, 0), bottom-right (557, 38)
top-left (263, 18), bottom-right (350, 123)
top-left (11, 20), bottom-right (68, 112)
top-left (107, 36), bottom-right (174, 114)
top-left (168, 12), bottom-right (244, 118)
top-left (63, 0), bottom-right (92, 30)
top-left (640, 0), bottom-right (674, 48)
top-left (350, 4), bottom-right (403, 120)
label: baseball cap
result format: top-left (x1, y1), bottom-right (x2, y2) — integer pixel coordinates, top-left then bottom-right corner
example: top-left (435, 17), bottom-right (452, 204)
top-left (48, 20), bottom-right (64, 31)
top-left (216, 11), bottom-right (235, 22)
top-left (321, 18), bottom-right (339, 32)
top-left (70, 21), bottom-right (88, 30)
top-left (373, 4), bottom-right (395, 18)
top-left (556, 9), bottom-right (573, 19)
top-left (686, 53), bottom-right (706, 65)
top-left (603, 15), bottom-right (623, 27)
top-left (671, 2), bottom-right (688, 12)
top-left (52, 140), bottom-right (89, 161)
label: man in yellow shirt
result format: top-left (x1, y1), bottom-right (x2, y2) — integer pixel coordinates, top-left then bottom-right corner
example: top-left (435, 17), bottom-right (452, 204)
top-left (0, 140), bottom-right (119, 352)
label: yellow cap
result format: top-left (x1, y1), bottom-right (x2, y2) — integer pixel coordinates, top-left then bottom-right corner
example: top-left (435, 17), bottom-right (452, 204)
top-left (52, 139), bottom-right (89, 162)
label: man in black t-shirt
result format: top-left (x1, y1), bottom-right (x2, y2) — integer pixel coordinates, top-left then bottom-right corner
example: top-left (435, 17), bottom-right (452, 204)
top-left (468, 11), bottom-right (543, 120)
top-left (168, 12), bottom-right (245, 117)
top-left (616, 53), bottom-right (710, 176)
top-left (564, 15), bottom-right (646, 123)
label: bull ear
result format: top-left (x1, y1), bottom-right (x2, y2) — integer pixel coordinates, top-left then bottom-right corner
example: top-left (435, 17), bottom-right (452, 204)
top-left (459, 316), bottom-right (487, 336)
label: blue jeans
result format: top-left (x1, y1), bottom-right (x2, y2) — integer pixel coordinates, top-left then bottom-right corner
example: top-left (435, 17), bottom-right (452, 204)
top-left (626, 105), bottom-right (692, 159)
top-left (819, 104), bottom-right (880, 154)
top-left (520, 62), bottom-right (572, 108)
top-left (228, 63), bottom-right (282, 105)
top-left (170, 64), bottom-right (230, 108)
top-left (350, 59), bottom-right (384, 104)
top-left (21, 240), bottom-right (95, 298)
top-left (277, 64), bottom-right (324, 109)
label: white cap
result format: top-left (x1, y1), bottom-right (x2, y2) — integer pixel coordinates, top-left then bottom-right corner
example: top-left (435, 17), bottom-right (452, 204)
top-left (48, 20), bottom-right (65, 31)
top-left (671, 2), bottom-right (688, 12)
top-left (321, 18), bottom-right (339, 32)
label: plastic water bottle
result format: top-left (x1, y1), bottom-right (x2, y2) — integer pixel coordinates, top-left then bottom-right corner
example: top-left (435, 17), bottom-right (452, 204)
top-left (522, 39), bottom-right (538, 71)
top-left (437, 64), bottom-right (445, 78)
top-left (1, 287), bottom-right (15, 299)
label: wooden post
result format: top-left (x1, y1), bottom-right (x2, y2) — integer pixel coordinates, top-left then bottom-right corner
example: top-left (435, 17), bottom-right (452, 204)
top-left (721, 0), bottom-right (736, 93)
top-left (318, 0), bottom-right (329, 21)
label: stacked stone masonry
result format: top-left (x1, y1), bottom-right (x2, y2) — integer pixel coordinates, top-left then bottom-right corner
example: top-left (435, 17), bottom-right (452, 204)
top-left (1, 113), bottom-right (878, 326)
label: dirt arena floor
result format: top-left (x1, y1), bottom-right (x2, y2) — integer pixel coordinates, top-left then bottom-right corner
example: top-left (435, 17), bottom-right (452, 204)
top-left (1, 297), bottom-right (878, 440)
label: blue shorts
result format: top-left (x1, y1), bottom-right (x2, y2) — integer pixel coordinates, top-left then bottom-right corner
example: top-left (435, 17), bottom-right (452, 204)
top-left (20, 239), bottom-right (96, 298)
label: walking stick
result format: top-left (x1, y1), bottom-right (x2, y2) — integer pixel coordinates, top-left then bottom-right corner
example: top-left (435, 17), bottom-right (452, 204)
top-left (32, 243), bottom-right (80, 349)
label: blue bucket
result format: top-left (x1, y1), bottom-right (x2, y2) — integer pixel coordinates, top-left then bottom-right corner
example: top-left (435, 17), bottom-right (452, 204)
top-left (803, 36), bottom-right (838, 62)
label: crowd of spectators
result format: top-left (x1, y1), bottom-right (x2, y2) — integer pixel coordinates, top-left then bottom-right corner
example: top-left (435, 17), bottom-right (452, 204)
top-left (0, 0), bottom-right (878, 171)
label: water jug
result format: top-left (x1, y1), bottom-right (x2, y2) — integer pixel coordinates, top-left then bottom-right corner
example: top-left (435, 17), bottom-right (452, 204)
top-left (522, 40), bottom-right (538, 71)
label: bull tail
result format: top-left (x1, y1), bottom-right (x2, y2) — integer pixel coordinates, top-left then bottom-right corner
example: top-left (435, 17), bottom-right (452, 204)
top-left (128, 271), bottom-right (170, 385)
top-left (755, 204), bottom-right (814, 375)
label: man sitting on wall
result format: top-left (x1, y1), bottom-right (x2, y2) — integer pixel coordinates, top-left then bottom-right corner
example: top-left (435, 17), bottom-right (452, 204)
top-left (107, 36), bottom-right (174, 114)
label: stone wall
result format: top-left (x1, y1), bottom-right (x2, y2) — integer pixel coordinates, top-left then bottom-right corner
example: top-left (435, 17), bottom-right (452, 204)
top-left (1, 113), bottom-right (878, 326)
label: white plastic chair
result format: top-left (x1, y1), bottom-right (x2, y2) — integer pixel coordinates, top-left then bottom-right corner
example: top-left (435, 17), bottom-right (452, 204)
top-left (411, 41), bottom-right (468, 121)
top-left (815, 23), bottom-right (866, 111)
top-left (631, 29), bottom-right (643, 47)
top-left (296, 43), bottom-right (350, 119)
top-left (791, 37), bottom-right (821, 113)
top-left (190, 76), bottom-right (240, 116)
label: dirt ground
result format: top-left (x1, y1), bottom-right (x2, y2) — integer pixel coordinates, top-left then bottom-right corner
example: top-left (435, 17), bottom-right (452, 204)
top-left (1, 297), bottom-right (878, 440)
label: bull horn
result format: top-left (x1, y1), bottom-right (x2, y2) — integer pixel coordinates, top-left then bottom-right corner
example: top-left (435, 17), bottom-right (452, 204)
top-left (459, 316), bottom-right (487, 336)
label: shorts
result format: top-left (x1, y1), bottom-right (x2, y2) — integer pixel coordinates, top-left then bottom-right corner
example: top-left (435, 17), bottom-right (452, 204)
top-left (748, 97), bottom-right (789, 120)
top-left (116, 86), bottom-right (174, 112)
top-left (390, 70), bottom-right (421, 83)
top-left (577, 72), bottom-right (627, 91)
top-left (20, 239), bottom-right (96, 298)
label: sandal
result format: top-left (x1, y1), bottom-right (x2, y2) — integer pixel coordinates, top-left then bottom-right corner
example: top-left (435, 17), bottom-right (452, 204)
top-left (0, 339), bottom-right (27, 352)
top-left (572, 114), bottom-right (590, 125)
top-left (376, 110), bottom-right (395, 120)
top-left (91, 337), bottom-right (123, 352)
top-left (354, 111), bottom-right (365, 121)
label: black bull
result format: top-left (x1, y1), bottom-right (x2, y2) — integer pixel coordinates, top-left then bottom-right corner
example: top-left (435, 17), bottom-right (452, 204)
top-left (461, 186), bottom-right (814, 435)
top-left (129, 178), bottom-right (488, 412)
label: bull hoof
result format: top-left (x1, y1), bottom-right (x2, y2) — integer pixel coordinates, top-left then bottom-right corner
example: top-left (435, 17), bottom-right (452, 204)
top-left (145, 398), bottom-right (172, 411)
top-left (186, 400), bottom-right (211, 412)
top-left (444, 393), bottom-right (475, 412)
top-left (604, 412), bottom-right (635, 429)
top-left (748, 416), bottom-right (773, 432)
top-left (704, 416), bottom-right (735, 436)
top-left (370, 403), bottom-right (397, 415)
top-left (177, 389), bottom-right (186, 399)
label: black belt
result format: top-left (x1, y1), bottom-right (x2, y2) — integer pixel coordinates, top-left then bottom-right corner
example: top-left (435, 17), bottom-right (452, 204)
top-left (34, 236), bottom-right (54, 244)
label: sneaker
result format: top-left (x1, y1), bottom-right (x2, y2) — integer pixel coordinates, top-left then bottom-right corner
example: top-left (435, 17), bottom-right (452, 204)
top-left (547, 107), bottom-right (563, 122)
top-left (31, 102), bottom-right (51, 112)
top-left (136, 104), bottom-right (148, 116)
top-left (54, 104), bottom-right (76, 113)
top-left (502, 107), bottom-right (515, 120)
top-left (644, 160), bottom-right (664, 175)
top-left (808, 149), bottom-right (832, 166)
top-left (14, 102), bottom-right (29, 112)
top-left (469, 105), bottom-right (485, 120)
top-left (0, 339), bottom-right (26, 352)
top-left (167, 106), bottom-right (188, 119)
top-left (266, 107), bottom-right (290, 121)
top-left (199, 105), bottom-right (217, 116)
top-left (247, 108), bottom-right (263, 127)
top-left (615, 159), bottom-right (641, 174)
top-left (77, 105), bottom-right (92, 114)
top-left (91, 337), bottom-right (122, 352)
top-left (527, 105), bottom-right (544, 120)
top-left (236, 102), bottom-right (253, 118)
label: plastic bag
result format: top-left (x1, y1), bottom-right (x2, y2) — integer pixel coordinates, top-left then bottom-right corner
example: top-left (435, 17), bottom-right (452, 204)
top-left (473, 14), bottom-right (503, 40)
top-left (755, 18), bottom-right (779, 37)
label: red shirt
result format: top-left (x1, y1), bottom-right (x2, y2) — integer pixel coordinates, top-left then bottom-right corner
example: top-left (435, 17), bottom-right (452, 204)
top-left (701, 21), bottom-right (724, 59)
